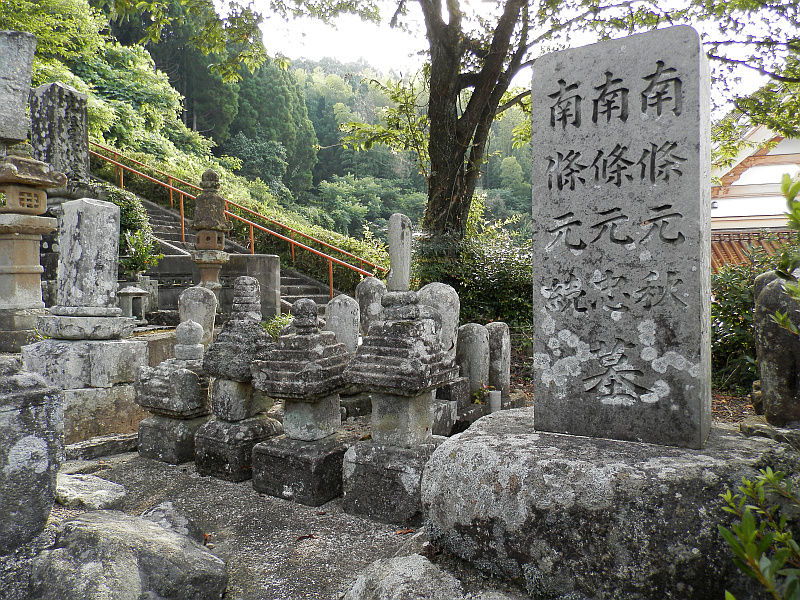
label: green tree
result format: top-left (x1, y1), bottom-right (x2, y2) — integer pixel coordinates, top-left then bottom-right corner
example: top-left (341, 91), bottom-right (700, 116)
top-left (229, 62), bottom-right (318, 197)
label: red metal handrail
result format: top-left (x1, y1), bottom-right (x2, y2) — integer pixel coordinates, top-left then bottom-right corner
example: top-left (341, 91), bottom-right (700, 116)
top-left (88, 142), bottom-right (387, 297)
top-left (89, 141), bottom-right (389, 276)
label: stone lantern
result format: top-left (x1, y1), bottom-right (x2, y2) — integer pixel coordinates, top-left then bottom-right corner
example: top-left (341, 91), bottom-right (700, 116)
top-left (190, 170), bottom-right (230, 299)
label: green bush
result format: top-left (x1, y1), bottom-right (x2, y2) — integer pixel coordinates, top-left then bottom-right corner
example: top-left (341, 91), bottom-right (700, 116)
top-left (711, 237), bottom-right (800, 393)
top-left (413, 194), bottom-right (533, 332)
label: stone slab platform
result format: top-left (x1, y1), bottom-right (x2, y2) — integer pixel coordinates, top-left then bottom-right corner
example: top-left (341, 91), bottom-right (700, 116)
top-left (252, 431), bottom-right (358, 507)
top-left (342, 438), bottom-right (444, 526)
top-left (422, 408), bottom-right (797, 599)
top-left (139, 415), bottom-right (209, 465)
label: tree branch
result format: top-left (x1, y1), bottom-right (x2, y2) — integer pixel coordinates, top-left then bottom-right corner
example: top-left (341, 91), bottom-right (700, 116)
top-left (707, 53), bottom-right (800, 83)
top-left (497, 90), bottom-right (531, 114)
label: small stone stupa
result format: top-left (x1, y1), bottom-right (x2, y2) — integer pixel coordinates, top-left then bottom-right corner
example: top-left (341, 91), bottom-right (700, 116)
top-left (251, 298), bottom-right (354, 506)
top-left (342, 213), bottom-right (458, 524)
top-left (135, 320), bottom-right (211, 464)
top-left (194, 276), bottom-right (281, 482)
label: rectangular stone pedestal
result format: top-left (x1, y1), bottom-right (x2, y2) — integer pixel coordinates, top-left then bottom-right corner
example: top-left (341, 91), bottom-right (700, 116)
top-left (0, 307), bottom-right (46, 352)
top-left (252, 432), bottom-right (355, 506)
top-left (63, 384), bottom-right (146, 444)
top-left (195, 416), bottom-right (282, 482)
top-left (430, 398), bottom-right (457, 437)
top-left (372, 391), bottom-right (434, 447)
top-left (138, 415), bottom-right (209, 464)
top-left (436, 377), bottom-right (470, 410)
top-left (342, 437), bottom-right (444, 525)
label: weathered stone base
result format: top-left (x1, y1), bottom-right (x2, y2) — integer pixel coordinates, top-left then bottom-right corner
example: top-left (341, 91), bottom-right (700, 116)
top-left (66, 432), bottom-right (138, 460)
top-left (372, 391), bottom-right (434, 447)
top-left (63, 384), bottom-right (147, 444)
top-left (22, 338), bottom-right (148, 389)
top-left (195, 416), bottom-right (282, 482)
top-left (422, 408), bottom-right (799, 599)
top-left (0, 307), bottom-right (47, 352)
top-left (430, 397), bottom-right (457, 436)
top-left (36, 314), bottom-right (136, 340)
top-left (139, 415), bottom-right (209, 464)
top-left (436, 377), bottom-right (470, 410)
top-left (0, 356), bottom-right (62, 555)
top-left (342, 438), bottom-right (444, 525)
top-left (252, 432), bottom-right (354, 506)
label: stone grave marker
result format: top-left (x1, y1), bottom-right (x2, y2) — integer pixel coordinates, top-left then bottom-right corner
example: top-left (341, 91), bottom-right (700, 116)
top-left (0, 30), bottom-right (36, 145)
top-left (530, 25), bottom-right (711, 448)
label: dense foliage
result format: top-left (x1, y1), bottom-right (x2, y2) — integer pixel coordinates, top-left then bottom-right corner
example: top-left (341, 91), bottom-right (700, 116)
top-left (720, 468), bottom-right (800, 600)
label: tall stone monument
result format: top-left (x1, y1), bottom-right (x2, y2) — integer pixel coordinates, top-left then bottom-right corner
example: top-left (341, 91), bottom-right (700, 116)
top-left (0, 31), bottom-right (65, 352)
top-left (23, 198), bottom-right (148, 443)
top-left (530, 25), bottom-right (711, 448)
top-left (191, 170), bottom-right (230, 299)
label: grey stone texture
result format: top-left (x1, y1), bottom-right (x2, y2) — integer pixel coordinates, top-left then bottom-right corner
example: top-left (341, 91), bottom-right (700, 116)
top-left (141, 501), bottom-right (205, 545)
top-left (387, 213), bottom-right (413, 292)
top-left (372, 391), bottom-right (434, 447)
top-left (486, 321), bottom-right (511, 399)
top-left (0, 355), bottom-right (62, 554)
top-left (65, 432), bottom-right (138, 461)
top-left (55, 473), bottom-right (126, 510)
top-left (347, 291), bottom-right (458, 396)
top-left (252, 298), bottom-right (351, 402)
top-left (324, 293), bottom-right (360, 353)
top-left (283, 394), bottom-right (341, 441)
top-left (456, 323), bottom-right (490, 395)
top-left (430, 397), bottom-right (457, 436)
top-left (436, 376), bottom-right (471, 411)
top-left (418, 282), bottom-right (460, 362)
top-left (754, 273), bottom-right (800, 426)
top-left (53, 198), bottom-right (122, 312)
top-left (355, 276), bottom-right (386, 335)
top-left (29, 82), bottom-right (90, 186)
top-left (178, 286), bottom-right (217, 346)
top-left (421, 409), bottom-right (780, 599)
top-left (0, 31), bottom-right (36, 143)
top-left (194, 415), bottom-right (283, 481)
top-left (530, 26), bottom-right (711, 448)
top-left (29, 510), bottom-right (227, 600)
top-left (23, 339), bottom-right (147, 390)
top-left (342, 438), bottom-right (443, 525)
top-left (210, 378), bottom-right (272, 422)
top-left (138, 415), bottom-right (208, 465)
top-left (344, 555), bottom-right (465, 600)
top-left (136, 321), bottom-right (210, 419)
top-left (61, 384), bottom-right (145, 445)
top-left (192, 170), bottom-right (230, 236)
top-left (203, 276), bottom-right (268, 382)
top-left (36, 314), bottom-right (135, 340)
top-left (252, 431), bottom-right (355, 506)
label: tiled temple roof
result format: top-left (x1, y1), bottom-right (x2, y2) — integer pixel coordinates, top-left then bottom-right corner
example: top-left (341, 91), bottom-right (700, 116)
top-left (711, 229), bottom-right (797, 271)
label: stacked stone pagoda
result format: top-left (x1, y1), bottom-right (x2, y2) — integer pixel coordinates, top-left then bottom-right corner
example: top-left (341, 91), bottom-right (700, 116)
top-left (195, 276), bottom-right (281, 481)
top-left (135, 320), bottom-right (211, 464)
top-left (343, 213), bottom-right (458, 523)
top-left (251, 298), bottom-right (354, 506)
top-left (23, 197), bottom-right (148, 444)
top-left (191, 170), bottom-right (230, 299)
top-left (0, 31), bottom-right (65, 352)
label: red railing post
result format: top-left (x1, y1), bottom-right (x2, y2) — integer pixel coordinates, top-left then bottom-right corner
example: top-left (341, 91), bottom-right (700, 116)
top-left (249, 224), bottom-right (254, 254)
top-left (168, 177), bottom-right (173, 208)
top-left (290, 233), bottom-right (295, 263)
top-left (328, 260), bottom-right (334, 298)
top-left (179, 193), bottom-right (185, 244)
top-left (118, 166), bottom-right (123, 189)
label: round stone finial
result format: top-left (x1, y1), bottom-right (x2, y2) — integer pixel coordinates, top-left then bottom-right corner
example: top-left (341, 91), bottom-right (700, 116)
top-left (201, 169), bottom-right (220, 190)
top-left (176, 320), bottom-right (204, 346)
top-left (292, 298), bottom-right (319, 329)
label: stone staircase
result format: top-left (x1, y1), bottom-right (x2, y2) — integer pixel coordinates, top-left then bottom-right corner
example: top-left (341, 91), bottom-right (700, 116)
top-left (140, 199), bottom-right (334, 314)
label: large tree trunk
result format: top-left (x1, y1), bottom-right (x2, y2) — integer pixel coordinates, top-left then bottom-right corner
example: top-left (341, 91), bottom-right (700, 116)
top-left (418, 0), bottom-right (526, 240)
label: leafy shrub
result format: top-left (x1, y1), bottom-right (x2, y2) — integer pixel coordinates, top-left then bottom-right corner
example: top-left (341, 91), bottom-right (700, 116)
top-left (711, 238), bottom-right (800, 393)
top-left (413, 194), bottom-right (532, 331)
top-left (719, 468), bottom-right (800, 600)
